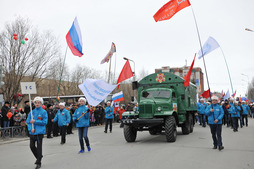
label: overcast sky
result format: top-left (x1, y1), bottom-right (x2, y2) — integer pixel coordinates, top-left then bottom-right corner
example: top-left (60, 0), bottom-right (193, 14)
top-left (1, 0), bottom-right (254, 97)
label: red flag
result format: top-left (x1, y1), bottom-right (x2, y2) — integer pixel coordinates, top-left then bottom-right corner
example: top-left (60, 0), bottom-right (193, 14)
top-left (153, 0), bottom-right (191, 22)
top-left (117, 60), bottom-right (133, 89)
top-left (183, 54), bottom-right (196, 87)
top-left (202, 89), bottom-right (211, 99)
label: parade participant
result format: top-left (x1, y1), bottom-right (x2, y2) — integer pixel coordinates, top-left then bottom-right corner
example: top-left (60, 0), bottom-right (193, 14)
top-left (1, 101), bottom-right (10, 128)
top-left (52, 104), bottom-right (60, 137)
top-left (230, 101), bottom-right (241, 132)
top-left (73, 97), bottom-right (91, 153)
top-left (52, 102), bottom-right (70, 144)
top-left (250, 104), bottom-right (254, 118)
top-left (238, 101), bottom-right (244, 128)
top-left (241, 101), bottom-right (250, 127)
top-left (205, 96), bottom-right (224, 151)
top-left (227, 98), bottom-right (234, 128)
top-left (46, 104), bottom-right (54, 138)
top-left (222, 100), bottom-right (230, 127)
top-left (26, 97), bottom-right (48, 169)
top-left (118, 106), bottom-right (125, 128)
top-left (198, 98), bottom-right (207, 127)
top-left (104, 101), bottom-right (114, 133)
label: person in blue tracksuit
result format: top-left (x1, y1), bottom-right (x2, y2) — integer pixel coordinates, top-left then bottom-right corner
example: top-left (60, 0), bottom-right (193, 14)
top-left (26, 97), bottom-right (48, 169)
top-left (52, 102), bottom-right (70, 144)
top-left (205, 96), bottom-right (224, 151)
top-left (241, 101), bottom-right (250, 127)
top-left (73, 97), bottom-right (91, 154)
top-left (229, 101), bottom-right (241, 132)
top-left (104, 101), bottom-right (114, 133)
top-left (198, 98), bottom-right (207, 127)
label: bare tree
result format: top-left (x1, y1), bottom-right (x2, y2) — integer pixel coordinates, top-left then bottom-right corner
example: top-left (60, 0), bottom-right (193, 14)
top-left (0, 17), bottom-right (60, 104)
top-left (136, 68), bottom-right (149, 81)
top-left (248, 77), bottom-right (254, 101)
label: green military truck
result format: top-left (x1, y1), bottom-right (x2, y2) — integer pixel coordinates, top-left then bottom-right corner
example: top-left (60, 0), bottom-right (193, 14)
top-left (122, 72), bottom-right (197, 142)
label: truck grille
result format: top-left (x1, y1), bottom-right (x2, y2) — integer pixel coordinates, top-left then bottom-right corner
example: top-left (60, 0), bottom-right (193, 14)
top-left (140, 104), bottom-right (153, 114)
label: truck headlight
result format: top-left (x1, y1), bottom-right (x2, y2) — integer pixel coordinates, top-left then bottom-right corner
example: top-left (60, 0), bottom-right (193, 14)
top-left (157, 107), bottom-right (161, 111)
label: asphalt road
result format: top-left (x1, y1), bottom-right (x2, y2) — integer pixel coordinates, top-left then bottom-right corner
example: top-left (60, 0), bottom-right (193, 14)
top-left (0, 118), bottom-right (254, 169)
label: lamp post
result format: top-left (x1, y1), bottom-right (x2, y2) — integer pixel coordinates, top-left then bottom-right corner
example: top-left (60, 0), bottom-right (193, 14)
top-left (123, 57), bottom-right (136, 81)
top-left (241, 73), bottom-right (250, 98)
top-left (245, 28), bottom-right (254, 32)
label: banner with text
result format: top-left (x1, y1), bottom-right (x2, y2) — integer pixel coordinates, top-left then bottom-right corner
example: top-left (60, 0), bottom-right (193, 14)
top-left (78, 79), bottom-right (117, 106)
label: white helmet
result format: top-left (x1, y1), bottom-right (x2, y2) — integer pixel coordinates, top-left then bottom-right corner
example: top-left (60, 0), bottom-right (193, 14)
top-left (33, 97), bottom-right (43, 104)
top-left (78, 97), bottom-right (86, 104)
top-left (211, 96), bottom-right (218, 101)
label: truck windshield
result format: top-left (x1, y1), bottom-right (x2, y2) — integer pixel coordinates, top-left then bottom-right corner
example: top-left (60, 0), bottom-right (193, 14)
top-left (142, 90), bottom-right (170, 99)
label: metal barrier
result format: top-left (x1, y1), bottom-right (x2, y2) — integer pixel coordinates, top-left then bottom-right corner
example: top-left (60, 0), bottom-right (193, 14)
top-left (0, 126), bottom-right (25, 139)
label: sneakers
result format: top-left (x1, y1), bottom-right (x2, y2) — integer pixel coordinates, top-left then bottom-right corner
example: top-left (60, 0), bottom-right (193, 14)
top-left (87, 146), bottom-right (91, 152)
top-left (218, 146), bottom-right (224, 151)
top-left (104, 131), bottom-right (107, 133)
top-left (213, 146), bottom-right (217, 149)
top-left (78, 149), bottom-right (85, 154)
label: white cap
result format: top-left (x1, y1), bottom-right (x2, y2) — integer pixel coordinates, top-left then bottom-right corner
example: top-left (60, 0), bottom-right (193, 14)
top-left (78, 97), bottom-right (86, 104)
top-left (200, 98), bottom-right (204, 101)
top-left (107, 101), bottom-right (111, 104)
top-left (33, 97), bottom-right (43, 104)
top-left (59, 102), bottom-right (65, 107)
top-left (234, 101), bottom-right (238, 104)
top-left (211, 96), bottom-right (218, 101)
top-left (230, 97), bottom-right (234, 101)
top-left (242, 100), bottom-right (246, 103)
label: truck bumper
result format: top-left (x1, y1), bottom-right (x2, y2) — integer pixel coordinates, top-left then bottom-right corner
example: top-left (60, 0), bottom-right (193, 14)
top-left (123, 118), bottom-right (164, 127)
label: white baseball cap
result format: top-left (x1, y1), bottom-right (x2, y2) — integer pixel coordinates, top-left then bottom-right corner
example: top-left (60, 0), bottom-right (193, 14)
top-left (211, 96), bottom-right (218, 101)
top-left (59, 102), bottom-right (65, 107)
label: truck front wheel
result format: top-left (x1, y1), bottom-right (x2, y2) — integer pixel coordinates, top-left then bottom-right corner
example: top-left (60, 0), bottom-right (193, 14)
top-left (165, 116), bottom-right (177, 142)
top-left (124, 125), bottom-right (137, 142)
top-left (182, 114), bottom-right (192, 135)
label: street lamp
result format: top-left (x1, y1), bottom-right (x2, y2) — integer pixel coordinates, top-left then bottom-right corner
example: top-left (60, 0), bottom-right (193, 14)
top-left (123, 57), bottom-right (136, 81)
top-left (241, 73), bottom-right (250, 98)
top-left (245, 28), bottom-right (254, 32)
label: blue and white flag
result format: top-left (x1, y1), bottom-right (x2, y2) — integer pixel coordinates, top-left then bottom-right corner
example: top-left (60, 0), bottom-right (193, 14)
top-left (78, 79), bottom-right (117, 106)
top-left (198, 36), bottom-right (220, 59)
top-left (224, 90), bottom-right (230, 100)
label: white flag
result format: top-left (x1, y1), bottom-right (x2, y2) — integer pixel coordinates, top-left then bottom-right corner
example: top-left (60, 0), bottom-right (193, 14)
top-left (198, 36), bottom-right (220, 59)
top-left (224, 90), bottom-right (230, 100)
top-left (100, 42), bottom-right (116, 64)
top-left (78, 79), bottom-right (117, 106)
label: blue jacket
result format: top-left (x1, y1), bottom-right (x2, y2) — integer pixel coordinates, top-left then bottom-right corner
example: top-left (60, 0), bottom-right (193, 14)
top-left (198, 103), bottom-right (207, 114)
top-left (105, 106), bottom-right (114, 119)
top-left (53, 108), bottom-right (71, 126)
top-left (205, 104), bottom-right (224, 124)
top-left (26, 106), bottom-right (48, 135)
top-left (73, 105), bottom-right (90, 127)
top-left (242, 105), bottom-right (250, 115)
top-left (230, 105), bottom-right (241, 117)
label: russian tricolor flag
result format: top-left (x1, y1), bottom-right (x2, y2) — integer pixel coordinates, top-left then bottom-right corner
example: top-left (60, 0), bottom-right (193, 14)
top-left (112, 91), bottom-right (124, 102)
top-left (66, 17), bottom-right (83, 57)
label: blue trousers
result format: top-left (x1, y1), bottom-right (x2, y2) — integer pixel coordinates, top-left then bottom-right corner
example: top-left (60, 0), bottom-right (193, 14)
top-left (199, 114), bottom-right (206, 127)
top-left (209, 124), bottom-right (222, 147)
top-left (78, 127), bottom-right (90, 150)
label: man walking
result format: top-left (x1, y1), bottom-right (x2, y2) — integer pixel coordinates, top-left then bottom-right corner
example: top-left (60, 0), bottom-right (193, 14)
top-left (205, 96), bottom-right (224, 151)
top-left (26, 97), bottom-right (48, 169)
top-left (198, 98), bottom-right (207, 127)
top-left (104, 101), bottom-right (114, 133)
top-left (52, 103), bottom-right (70, 144)
top-left (241, 101), bottom-right (250, 127)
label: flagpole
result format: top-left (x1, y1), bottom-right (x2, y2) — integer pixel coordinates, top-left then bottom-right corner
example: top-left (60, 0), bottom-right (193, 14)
top-left (220, 47), bottom-right (234, 94)
top-left (108, 56), bottom-right (112, 84)
top-left (113, 53), bottom-right (117, 84)
top-left (190, 6), bottom-right (212, 99)
top-left (57, 45), bottom-right (68, 98)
